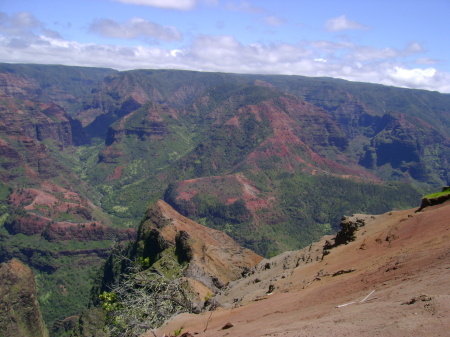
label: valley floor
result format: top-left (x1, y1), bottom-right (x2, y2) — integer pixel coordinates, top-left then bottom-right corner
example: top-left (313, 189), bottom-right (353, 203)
top-left (152, 201), bottom-right (450, 337)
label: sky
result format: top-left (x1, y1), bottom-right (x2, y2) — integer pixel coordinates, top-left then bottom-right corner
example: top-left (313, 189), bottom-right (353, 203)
top-left (1, 0), bottom-right (449, 93)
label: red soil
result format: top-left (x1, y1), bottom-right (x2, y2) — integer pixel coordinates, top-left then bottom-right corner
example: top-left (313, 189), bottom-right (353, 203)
top-left (153, 201), bottom-right (450, 337)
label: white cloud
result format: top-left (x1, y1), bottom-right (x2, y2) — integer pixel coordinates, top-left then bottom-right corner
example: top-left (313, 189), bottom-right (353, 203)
top-left (42, 29), bottom-right (63, 40)
top-left (263, 15), bottom-right (286, 27)
top-left (347, 42), bottom-right (424, 63)
top-left (350, 46), bottom-right (400, 61)
top-left (111, 0), bottom-right (197, 10)
top-left (170, 49), bottom-right (183, 57)
top-left (0, 11), bottom-right (51, 48)
top-left (0, 11), bottom-right (41, 35)
top-left (10, 12), bottom-right (41, 28)
top-left (89, 17), bottom-right (182, 41)
top-left (405, 42), bottom-right (424, 53)
top-left (226, 1), bottom-right (266, 13)
top-left (325, 15), bottom-right (370, 32)
top-left (310, 40), bottom-right (354, 54)
top-left (309, 40), bottom-right (423, 64)
top-left (388, 66), bottom-right (438, 88)
top-left (416, 57), bottom-right (440, 65)
top-left (0, 13), bottom-right (448, 94)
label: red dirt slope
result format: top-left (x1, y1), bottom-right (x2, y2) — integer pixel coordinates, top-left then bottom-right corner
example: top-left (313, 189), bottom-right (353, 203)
top-left (152, 200), bottom-right (450, 337)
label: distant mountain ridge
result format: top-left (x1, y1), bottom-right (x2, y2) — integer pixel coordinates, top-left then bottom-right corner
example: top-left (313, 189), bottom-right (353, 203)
top-left (73, 68), bottom-right (442, 252)
top-left (1, 64), bottom-right (448, 240)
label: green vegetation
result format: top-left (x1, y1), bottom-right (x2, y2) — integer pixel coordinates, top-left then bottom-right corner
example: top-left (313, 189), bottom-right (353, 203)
top-left (423, 187), bottom-right (450, 199)
top-left (0, 181), bottom-right (11, 201)
top-left (0, 226), bottom-right (113, 333)
top-left (173, 173), bottom-right (422, 257)
top-left (97, 256), bottom-right (192, 337)
top-left (0, 63), bottom-right (116, 113)
top-left (272, 174), bottom-right (421, 254)
top-left (261, 74), bottom-right (450, 137)
top-left (2, 64), bottom-right (450, 334)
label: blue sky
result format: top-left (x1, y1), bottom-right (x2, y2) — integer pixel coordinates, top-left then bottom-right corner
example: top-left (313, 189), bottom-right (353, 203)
top-left (1, 0), bottom-right (449, 93)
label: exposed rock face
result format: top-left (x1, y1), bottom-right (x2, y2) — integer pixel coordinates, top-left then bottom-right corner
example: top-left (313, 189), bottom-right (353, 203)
top-left (0, 96), bottom-right (89, 147)
top-left (91, 200), bottom-right (262, 302)
top-left (358, 113), bottom-right (449, 182)
top-left (5, 185), bottom-right (136, 242)
top-left (41, 221), bottom-right (136, 242)
top-left (0, 259), bottom-right (49, 337)
top-left (0, 72), bottom-right (41, 100)
top-left (0, 69), bottom-right (91, 146)
top-left (135, 200), bottom-right (262, 291)
top-left (104, 103), bottom-right (170, 146)
top-left (0, 63), bottom-right (117, 111)
top-left (165, 174), bottom-right (269, 226)
top-left (4, 212), bottom-right (136, 242)
top-left (75, 200), bottom-right (262, 335)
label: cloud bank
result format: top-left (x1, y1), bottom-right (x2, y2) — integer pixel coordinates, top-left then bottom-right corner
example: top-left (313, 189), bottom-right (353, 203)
top-left (325, 15), bottom-right (370, 32)
top-left (0, 11), bottom-right (449, 94)
top-left (89, 18), bottom-right (182, 42)
top-left (112, 0), bottom-right (198, 10)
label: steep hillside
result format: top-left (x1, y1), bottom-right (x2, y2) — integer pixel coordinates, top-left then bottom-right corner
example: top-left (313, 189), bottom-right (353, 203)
top-left (73, 200), bottom-right (261, 336)
top-left (0, 70), bottom-right (134, 332)
top-left (154, 199), bottom-right (450, 337)
top-left (0, 259), bottom-right (49, 337)
top-left (90, 200), bottom-right (262, 297)
top-left (164, 173), bottom-right (421, 255)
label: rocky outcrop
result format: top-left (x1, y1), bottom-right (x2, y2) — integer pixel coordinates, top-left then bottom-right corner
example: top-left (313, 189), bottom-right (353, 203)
top-left (5, 186), bottom-right (126, 241)
top-left (104, 103), bottom-right (170, 146)
top-left (42, 222), bottom-right (136, 242)
top-left (0, 63), bottom-right (116, 110)
top-left (91, 200), bottom-right (262, 307)
top-left (154, 201), bottom-right (450, 337)
top-left (4, 212), bottom-right (136, 242)
top-left (358, 113), bottom-right (450, 183)
top-left (0, 72), bottom-right (41, 100)
top-left (75, 200), bottom-right (262, 335)
top-left (134, 200), bottom-right (262, 292)
top-left (416, 187), bottom-right (450, 212)
top-left (0, 259), bottom-right (49, 337)
top-left (0, 89), bottom-right (89, 147)
top-left (0, 72), bottom-right (89, 146)
top-left (0, 247), bottom-right (111, 275)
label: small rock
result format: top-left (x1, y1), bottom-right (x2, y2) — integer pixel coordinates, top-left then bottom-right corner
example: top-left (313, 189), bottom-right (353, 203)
top-left (180, 333), bottom-right (194, 337)
top-left (221, 322), bottom-right (234, 330)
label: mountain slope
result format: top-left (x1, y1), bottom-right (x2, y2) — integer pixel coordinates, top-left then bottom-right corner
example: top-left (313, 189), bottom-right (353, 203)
top-left (154, 199), bottom-right (450, 337)
top-left (0, 259), bottom-right (49, 337)
top-left (0, 63), bottom-right (116, 113)
top-left (73, 200), bottom-right (262, 336)
top-left (0, 70), bottom-right (134, 332)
